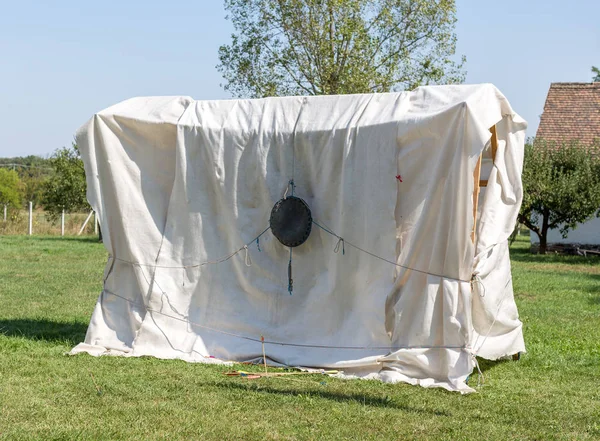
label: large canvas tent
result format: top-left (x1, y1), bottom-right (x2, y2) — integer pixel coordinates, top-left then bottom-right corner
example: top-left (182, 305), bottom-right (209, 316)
top-left (72, 84), bottom-right (527, 393)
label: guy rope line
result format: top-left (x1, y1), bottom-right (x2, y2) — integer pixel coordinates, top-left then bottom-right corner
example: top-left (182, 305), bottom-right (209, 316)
top-left (109, 226), bottom-right (271, 269)
top-left (97, 214), bottom-right (486, 361)
top-left (102, 287), bottom-right (466, 352)
top-left (312, 220), bottom-right (472, 284)
top-left (108, 220), bottom-right (473, 284)
top-left (472, 276), bottom-right (513, 354)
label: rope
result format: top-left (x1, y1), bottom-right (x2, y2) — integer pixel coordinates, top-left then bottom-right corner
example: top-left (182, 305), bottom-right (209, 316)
top-left (312, 220), bottom-right (471, 284)
top-left (472, 355), bottom-right (485, 387)
top-left (102, 288), bottom-right (467, 352)
top-left (288, 247), bottom-right (293, 295)
top-left (464, 274), bottom-right (515, 387)
top-left (470, 274), bottom-right (487, 297)
top-left (110, 226), bottom-right (271, 269)
top-left (472, 276), bottom-right (513, 354)
top-left (283, 180), bottom-right (296, 199)
top-left (106, 246), bottom-right (473, 353)
top-left (290, 99), bottom-right (306, 188)
top-left (243, 245), bottom-right (252, 267)
top-left (334, 237), bottom-right (345, 255)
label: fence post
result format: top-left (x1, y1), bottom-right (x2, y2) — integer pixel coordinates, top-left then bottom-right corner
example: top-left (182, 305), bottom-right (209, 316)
top-left (94, 211), bottom-right (98, 234)
top-left (78, 211), bottom-right (94, 236)
top-left (28, 201), bottom-right (33, 235)
top-left (61, 209), bottom-right (65, 236)
top-left (3, 204), bottom-right (6, 222)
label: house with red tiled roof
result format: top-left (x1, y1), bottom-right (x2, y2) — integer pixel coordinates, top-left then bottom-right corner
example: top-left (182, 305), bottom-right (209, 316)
top-left (536, 82), bottom-right (600, 147)
top-left (534, 81), bottom-right (600, 246)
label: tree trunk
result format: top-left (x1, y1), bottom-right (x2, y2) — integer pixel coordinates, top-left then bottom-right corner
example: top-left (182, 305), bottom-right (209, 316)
top-left (539, 209), bottom-right (550, 254)
top-left (539, 233), bottom-right (547, 255)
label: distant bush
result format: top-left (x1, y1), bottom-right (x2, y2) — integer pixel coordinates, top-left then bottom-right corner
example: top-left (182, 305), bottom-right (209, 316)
top-left (0, 168), bottom-right (22, 209)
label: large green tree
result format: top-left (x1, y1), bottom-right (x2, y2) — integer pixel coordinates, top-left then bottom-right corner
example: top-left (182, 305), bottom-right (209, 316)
top-left (218, 0), bottom-right (465, 97)
top-left (518, 141), bottom-right (600, 254)
top-left (0, 168), bottom-right (23, 209)
top-left (592, 66), bottom-right (600, 82)
top-left (42, 145), bottom-right (89, 220)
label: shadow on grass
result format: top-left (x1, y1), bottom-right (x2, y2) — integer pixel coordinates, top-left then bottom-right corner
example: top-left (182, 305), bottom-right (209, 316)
top-left (476, 357), bottom-right (513, 374)
top-left (0, 318), bottom-right (87, 345)
top-left (210, 381), bottom-right (451, 415)
top-left (0, 235), bottom-right (101, 244)
top-left (30, 236), bottom-right (101, 244)
top-left (509, 244), bottom-right (600, 265)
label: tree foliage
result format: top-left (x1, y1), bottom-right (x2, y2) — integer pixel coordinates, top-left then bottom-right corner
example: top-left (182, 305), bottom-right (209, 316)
top-left (0, 168), bottom-right (23, 208)
top-left (0, 156), bottom-right (52, 207)
top-left (42, 145), bottom-right (89, 219)
top-left (518, 141), bottom-right (600, 254)
top-left (218, 0), bottom-right (465, 97)
top-left (592, 66), bottom-right (600, 82)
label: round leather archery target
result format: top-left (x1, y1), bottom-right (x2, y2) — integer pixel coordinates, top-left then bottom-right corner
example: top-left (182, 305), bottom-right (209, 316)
top-left (269, 196), bottom-right (312, 247)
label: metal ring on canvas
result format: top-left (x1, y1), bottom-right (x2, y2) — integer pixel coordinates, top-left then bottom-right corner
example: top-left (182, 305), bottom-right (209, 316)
top-left (269, 196), bottom-right (312, 247)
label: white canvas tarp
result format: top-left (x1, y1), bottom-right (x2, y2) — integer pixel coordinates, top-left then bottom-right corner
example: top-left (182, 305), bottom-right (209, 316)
top-left (72, 84), bottom-right (527, 393)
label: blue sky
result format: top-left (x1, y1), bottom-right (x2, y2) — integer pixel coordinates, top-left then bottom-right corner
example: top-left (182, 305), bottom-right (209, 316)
top-left (0, 0), bottom-right (598, 157)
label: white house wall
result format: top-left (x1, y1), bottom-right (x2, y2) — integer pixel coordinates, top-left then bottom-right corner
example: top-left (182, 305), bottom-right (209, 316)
top-left (531, 217), bottom-right (600, 245)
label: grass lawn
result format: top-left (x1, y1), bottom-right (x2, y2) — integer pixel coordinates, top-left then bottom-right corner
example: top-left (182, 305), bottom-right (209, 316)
top-left (0, 235), bottom-right (599, 440)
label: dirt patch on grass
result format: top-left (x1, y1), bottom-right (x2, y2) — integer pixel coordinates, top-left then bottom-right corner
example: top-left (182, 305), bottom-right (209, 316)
top-left (515, 291), bottom-right (537, 301)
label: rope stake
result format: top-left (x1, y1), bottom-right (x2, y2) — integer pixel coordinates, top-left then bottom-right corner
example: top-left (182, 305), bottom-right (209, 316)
top-left (334, 237), bottom-right (345, 255)
top-left (261, 335), bottom-right (268, 374)
top-left (471, 274), bottom-right (486, 297)
top-left (243, 245), bottom-right (252, 267)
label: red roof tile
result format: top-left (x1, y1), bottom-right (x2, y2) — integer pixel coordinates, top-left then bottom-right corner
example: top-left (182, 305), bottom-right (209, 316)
top-left (536, 82), bottom-right (600, 147)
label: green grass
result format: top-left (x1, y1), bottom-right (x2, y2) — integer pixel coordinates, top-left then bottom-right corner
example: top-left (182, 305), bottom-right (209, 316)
top-left (0, 235), bottom-right (599, 440)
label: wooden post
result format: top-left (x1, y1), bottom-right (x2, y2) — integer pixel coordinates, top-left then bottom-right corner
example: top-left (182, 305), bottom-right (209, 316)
top-left (94, 211), bottom-right (98, 234)
top-left (472, 125), bottom-right (498, 243)
top-left (3, 204), bottom-right (6, 222)
top-left (471, 156), bottom-right (482, 243)
top-left (61, 209), bottom-right (65, 236)
top-left (479, 125), bottom-right (499, 187)
top-left (28, 201), bottom-right (33, 236)
top-left (78, 210), bottom-right (94, 236)
top-left (490, 125), bottom-right (498, 162)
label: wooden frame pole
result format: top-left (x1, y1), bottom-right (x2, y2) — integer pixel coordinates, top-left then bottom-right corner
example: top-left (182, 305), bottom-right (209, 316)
top-left (472, 126), bottom-right (499, 243)
top-left (472, 157), bottom-right (482, 243)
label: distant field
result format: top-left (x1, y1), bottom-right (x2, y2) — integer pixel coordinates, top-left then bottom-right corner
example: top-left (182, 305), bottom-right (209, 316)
top-left (0, 235), bottom-right (598, 440)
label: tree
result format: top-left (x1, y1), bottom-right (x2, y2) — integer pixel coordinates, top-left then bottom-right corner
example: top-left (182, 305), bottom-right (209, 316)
top-left (0, 156), bottom-right (53, 207)
top-left (593, 66), bottom-right (600, 82)
top-left (42, 144), bottom-right (90, 220)
top-left (218, 0), bottom-right (465, 97)
top-left (518, 141), bottom-right (600, 254)
top-left (0, 168), bottom-right (23, 209)
top-left (22, 170), bottom-right (48, 208)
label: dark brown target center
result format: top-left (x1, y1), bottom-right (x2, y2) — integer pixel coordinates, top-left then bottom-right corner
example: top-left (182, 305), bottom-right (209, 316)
top-left (269, 196), bottom-right (312, 247)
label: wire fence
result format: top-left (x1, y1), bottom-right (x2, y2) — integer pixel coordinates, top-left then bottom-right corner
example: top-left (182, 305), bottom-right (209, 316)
top-left (0, 205), bottom-right (98, 236)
